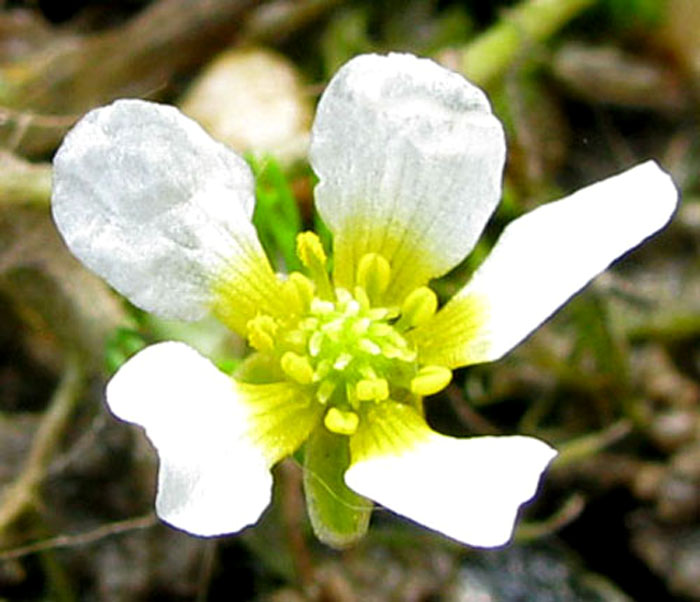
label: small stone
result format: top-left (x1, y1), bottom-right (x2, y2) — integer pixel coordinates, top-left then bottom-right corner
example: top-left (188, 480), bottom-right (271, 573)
top-left (180, 47), bottom-right (311, 164)
top-left (656, 474), bottom-right (699, 523)
top-left (649, 409), bottom-right (697, 452)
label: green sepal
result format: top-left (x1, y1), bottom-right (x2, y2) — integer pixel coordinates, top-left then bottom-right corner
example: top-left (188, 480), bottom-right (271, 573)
top-left (303, 426), bottom-right (372, 549)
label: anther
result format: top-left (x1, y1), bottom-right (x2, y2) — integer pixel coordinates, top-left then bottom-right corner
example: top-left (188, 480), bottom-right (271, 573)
top-left (397, 286), bottom-right (438, 330)
top-left (246, 315), bottom-right (278, 353)
top-left (310, 298), bottom-right (334, 315)
top-left (356, 253), bottom-right (391, 305)
top-left (281, 272), bottom-right (315, 315)
top-left (356, 378), bottom-right (389, 401)
top-left (316, 380), bottom-right (336, 404)
top-left (296, 231), bottom-right (334, 300)
top-left (333, 353), bottom-right (353, 370)
top-left (381, 344), bottom-right (416, 362)
top-left (358, 338), bottom-right (381, 355)
top-left (314, 359), bottom-right (332, 379)
top-left (350, 318), bottom-right (371, 337)
top-left (410, 365), bottom-right (453, 396)
top-left (308, 330), bottom-right (324, 357)
top-left (280, 351), bottom-right (316, 385)
top-left (324, 407), bottom-right (359, 436)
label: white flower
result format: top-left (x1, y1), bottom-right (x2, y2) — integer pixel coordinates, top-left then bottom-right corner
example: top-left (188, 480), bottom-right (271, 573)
top-left (51, 53), bottom-right (678, 548)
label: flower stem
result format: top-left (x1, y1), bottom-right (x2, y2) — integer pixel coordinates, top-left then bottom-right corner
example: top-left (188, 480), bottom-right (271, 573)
top-left (0, 150), bottom-right (52, 207)
top-left (451, 0), bottom-right (596, 86)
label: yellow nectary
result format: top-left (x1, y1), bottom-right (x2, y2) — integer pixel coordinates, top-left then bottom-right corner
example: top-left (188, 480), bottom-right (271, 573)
top-left (244, 232), bottom-right (452, 435)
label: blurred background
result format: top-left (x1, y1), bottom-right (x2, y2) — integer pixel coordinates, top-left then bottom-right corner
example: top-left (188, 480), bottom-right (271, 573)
top-left (0, 0), bottom-right (698, 600)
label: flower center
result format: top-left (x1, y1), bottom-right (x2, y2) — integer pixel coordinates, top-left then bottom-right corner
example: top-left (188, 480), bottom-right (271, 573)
top-left (245, 232), bottom-right (452, 436)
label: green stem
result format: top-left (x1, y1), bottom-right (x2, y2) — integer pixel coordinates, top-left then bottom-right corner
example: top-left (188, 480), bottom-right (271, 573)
top-left (456, 0), bottom-right (596, 85)
top-left (516, 493), bottom-right (585, 541)
top-left (552, 419), bottom-right (632, 469)
top-left (0, 151), bottom-right (52, 207)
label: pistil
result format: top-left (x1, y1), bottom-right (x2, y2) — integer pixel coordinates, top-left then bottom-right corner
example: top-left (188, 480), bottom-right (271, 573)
top-left (245, 231), bottom-right (453, 436)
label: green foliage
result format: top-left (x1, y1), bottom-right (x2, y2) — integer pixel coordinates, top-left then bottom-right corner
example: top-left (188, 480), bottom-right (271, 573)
top-left (565, 291), bottom-right (632, 423)
top-left (587, 0), bottom-right (667, 31)
top-left (567, 293), bottom-right (628, 382)
top-left (104, 326), bottom-right (147, 375)
top-left (378, 0), bottom-right (474, 56)
top-left (248, 154), bottom-right (303, 272)
top-left (320, 6), bottom-right (374, 77)
top-left (603, 0), bottom-right (666, 26)
top-left (319, 1), bottom-right (474, 77)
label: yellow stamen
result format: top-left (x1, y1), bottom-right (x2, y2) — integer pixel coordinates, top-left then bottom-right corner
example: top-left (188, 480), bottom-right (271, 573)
top-left (247, 314), bottom-right (278, 353)
top-left (410, 365), bottom-right (453, 396)
top-left (397, 286), bottom-right (438, 330)
top-left (280, 351), bottom-right (316, 385)
top-left (355, 378), bottom-right (389, 401)
top-left (316, 380), bottom-right (336, 404)
top-left (356, 253), bottom-right (391, 306)
top-left (324, 407), bottom-right (359, 435)
top-left (297, 231), bottom-right (334, 300)
top-left (281, 271), bottom-right (315, 315)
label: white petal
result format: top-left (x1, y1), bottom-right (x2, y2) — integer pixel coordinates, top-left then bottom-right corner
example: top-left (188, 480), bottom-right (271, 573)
top-left (345, 403), bottom-right (556, 547)
top-left (310, 53), bottom-right (506, 300)
top-left (106, 342), bottom-right (272, 537)
top-left (416, 161), bottom-right (679, 367)
top-left (52, 99), bottom-right (277, 322)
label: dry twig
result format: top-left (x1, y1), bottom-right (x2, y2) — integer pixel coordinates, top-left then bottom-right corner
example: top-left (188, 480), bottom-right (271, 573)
top-left (0, 513), bottom-right (157, 560)
top-left (0, 354), bottom-right (83, 537)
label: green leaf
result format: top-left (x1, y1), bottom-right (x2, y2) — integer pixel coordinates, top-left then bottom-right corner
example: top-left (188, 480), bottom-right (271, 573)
top-left (104, 326), bottom-right (147, 375)
top-left (320, 7), bottom-right (374, 78)
top-left (567, 292), bottom-right (629, 386)
top-left (602, 0), bottom-right (666, 27)
top-left (249, 154), bottom-right (303, 272)
top-left (303, 426), bottom-right (372, 549)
